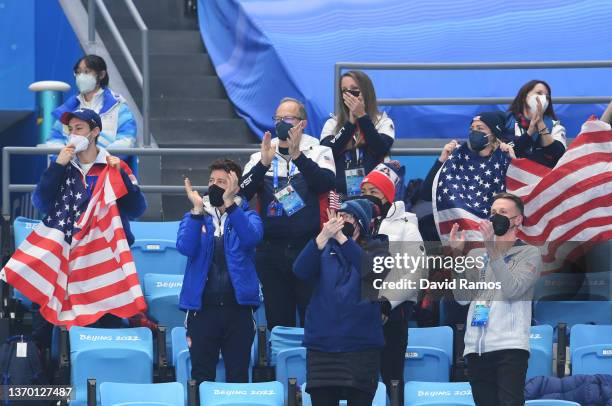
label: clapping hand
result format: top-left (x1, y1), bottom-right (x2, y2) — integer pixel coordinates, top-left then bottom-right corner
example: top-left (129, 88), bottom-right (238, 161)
top-left (222, 171), bottom-right (240, 208)
top-left (287, 121), bottom-right (305, 160)
top-left (316, 208), bottom-right (344, 249)
top-left (449, 223), bottom-right (466, 254)
top-left (260, 131), bottom-right (276, 166)
top-left (184, 177), bottom-right (203, 214)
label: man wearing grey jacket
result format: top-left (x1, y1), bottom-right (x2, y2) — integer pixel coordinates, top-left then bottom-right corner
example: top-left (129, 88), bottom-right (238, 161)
top-left (450, 192), bottom-right (541, 406)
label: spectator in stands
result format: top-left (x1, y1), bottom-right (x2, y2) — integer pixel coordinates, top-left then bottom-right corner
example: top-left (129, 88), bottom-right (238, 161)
top-left (240, 97), bottom-right (336, 330)
top-left (45, 55), bottom-right (137, 150)
top-left (420, 111), bottom-right (515, 206)
top-left (602, 99), bottom-right (612, 126)
top-left (177, 159), bottom-right (262, 384)
top-left (450, 192), bottom-right (540, 406)
top-left (294, 200), bottom-right (387, 406)
top-left (33, 108), bottom-right (145, 245)
top-left (31, 108), bottom-right (146, 342)
top-left (505, 80), bottom-right (567, 167)
top-left (359, 161), bottom-right (425, 404)
top-left (320, 70), bottom-right (395, 198)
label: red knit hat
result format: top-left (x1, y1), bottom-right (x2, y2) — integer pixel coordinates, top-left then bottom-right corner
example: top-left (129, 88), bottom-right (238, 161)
top-left (361, 162), bottom-right (400, 203)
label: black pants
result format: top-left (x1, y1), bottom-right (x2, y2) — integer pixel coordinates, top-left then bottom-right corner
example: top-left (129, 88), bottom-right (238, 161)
top-left (308, 386), bottom-right (374, 406)
top-left (466, 349), bottom-right (530, 406)
top-left (256, 239), bottom-right (314, 330)
top-left (186, 305), bottom-right (255, 385)
top-left (380, 307), bottom-right (409, 405)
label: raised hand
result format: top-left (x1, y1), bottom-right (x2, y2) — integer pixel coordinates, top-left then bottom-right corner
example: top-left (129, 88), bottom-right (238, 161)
top-left (439, 140), bottom-right (459, 162)
top-left (223, 171), bottom-right (240, 208)
top-left (528, 97), bottom-right (544, 135)
top-left (343, 92), bottom-right (366, 120)
top-left (106, 155), bottom-right (121, 169)
top-left (449, 223), bottom-right (466, 254)
top-left (184, 177), bottom-right (203, 213)
top-left (287, 121), bottom-right (305, 160)
top-left (260, 131), bottom-right (276, 166)
top-left (316, 209), bottom-right (344, 249)
top-left (499, 142), bottom-right (516, 159)
top-left (56, 144), bottom-right (76, 166)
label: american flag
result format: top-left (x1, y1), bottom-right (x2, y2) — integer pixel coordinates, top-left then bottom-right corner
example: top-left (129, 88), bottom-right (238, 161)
top-left (506, 118), bottom-right (612, 273)
top-left (432, 143), bottom-right (512, 241)
top-left (1, 164), bottom-right (146, 327)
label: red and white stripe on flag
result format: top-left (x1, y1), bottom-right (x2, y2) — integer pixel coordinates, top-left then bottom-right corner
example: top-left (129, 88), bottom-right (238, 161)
top-left (506, 119), bottom-right (612, 273)
top-left (2, 166), bottom-right (146, 328)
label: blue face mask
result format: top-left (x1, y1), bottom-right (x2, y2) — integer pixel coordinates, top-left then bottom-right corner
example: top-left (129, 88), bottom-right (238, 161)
top-left (468, 130), bottom-right (490, 152)
top-left (275, 120), bottom-right (293, 141)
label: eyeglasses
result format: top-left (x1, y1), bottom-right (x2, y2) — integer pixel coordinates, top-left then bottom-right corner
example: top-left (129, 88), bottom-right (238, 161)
top-left (342, 89), bottom-right (360, 97)
top-left (272, 116), bottom-right (302, 124)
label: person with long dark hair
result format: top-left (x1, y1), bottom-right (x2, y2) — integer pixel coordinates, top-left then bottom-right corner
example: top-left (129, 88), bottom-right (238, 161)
top-left (46, 54), bottom-right (137, 149)
top-left (320, 70), bottom-right (395, 198)
top-left (506, 80), bottom-right (566, 167)
top-left (294, 201), bottom-right (388, 406)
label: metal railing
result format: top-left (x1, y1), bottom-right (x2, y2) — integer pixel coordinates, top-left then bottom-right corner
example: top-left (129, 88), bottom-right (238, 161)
top-left (334, 61), bottom-right (612, 112)
top-left (88, 0), bottom-right (151, 146)
top-left (2, 146), bottom-right (440, 217)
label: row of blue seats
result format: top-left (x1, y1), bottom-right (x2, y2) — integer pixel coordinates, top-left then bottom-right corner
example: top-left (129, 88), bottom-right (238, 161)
top-left (80, 380), bottom-right (585, 406)
top-left (48, 319), bottom-right (612, 404)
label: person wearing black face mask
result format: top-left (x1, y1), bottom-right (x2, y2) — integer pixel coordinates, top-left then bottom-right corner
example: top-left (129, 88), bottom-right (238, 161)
top-left (240, 97), bottom-right (336, 331)
top-left (294, 200), bottom-right (390, 406)
top-left (177, 159), bottom-right (263, 386)
top-left (359, 162), bottom-right (426, 404)
top-left (320, 70), bottom-right (395, 198)
top-left (449, 192), bottom-right (541, 406)
top-left (419, 111), bottom-right (516, 237)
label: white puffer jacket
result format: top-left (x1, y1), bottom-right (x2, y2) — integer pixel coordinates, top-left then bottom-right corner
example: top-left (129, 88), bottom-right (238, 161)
top-left (377, 201), bottom-right (426, 306)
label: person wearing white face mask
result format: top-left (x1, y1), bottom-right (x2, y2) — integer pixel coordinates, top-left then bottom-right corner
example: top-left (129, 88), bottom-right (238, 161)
top-left (34, 108), bottom-right (146, 246)
top-left (45, 55), bottom-right (137, 150)
top-left (505, 80), bottom-right (567, 168)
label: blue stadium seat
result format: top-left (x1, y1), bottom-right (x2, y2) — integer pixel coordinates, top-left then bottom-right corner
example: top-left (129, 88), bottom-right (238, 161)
top-left (143, 273), bottom-right (183, 328)
top-left (199, 381), bottom-right (284, 406)
top-left (301, 382), bottom-right (387, 406)
top-left (144, 273), bottom-right (183, 360)
top-left (69, 326), bottom-right (153, 406)
top-left (11, 216), bottom-right (41, 309)
top-left (275, 347), bottom-right (306, 400)
top-left (171, 327), bottom-right (188, 366)
top-left (525, 401), bottom-right (581, 406)
top-left (99, 382), bottom-right (184, 406)
top-left (129, 221), bottom-right (181, 241)
top-left (130, 239), bottom-right (187, 281)
top-left (270, 326), bottom-right (304, 365)
top-left (533, 301), bottom-right (612, 338)
top-left (404, 381), bottom-right (474, 406)
top-left (527, 324), bottom-right (554, 379)
top-left (570, 324), bottom-right (612, 375)
top-left (405, 326), bottom-right (453, 382)
top-left (534, 271), bottom-right (610, 301)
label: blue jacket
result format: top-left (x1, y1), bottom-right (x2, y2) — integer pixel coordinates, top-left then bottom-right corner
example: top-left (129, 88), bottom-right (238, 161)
top-left (176, 199), bottom-right (263, 310)
top-left (525, 374), bottom-right (612, 406)
top-left (32, 149), bottom-right (146, 246)
top-left (46, 87), bottom-right (137, 149)
top-left (293, 237), bottom-right (388, 352)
